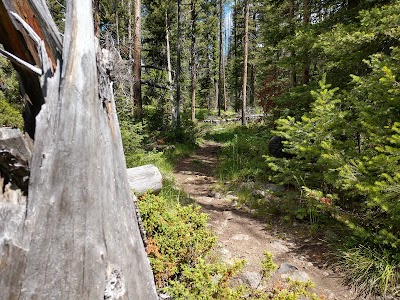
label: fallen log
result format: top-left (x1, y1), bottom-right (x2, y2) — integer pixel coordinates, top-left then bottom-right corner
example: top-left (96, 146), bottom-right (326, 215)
top-left (126, 164), bottom-right (163, 249)
top-left (127, 164), bottom-right (163, 196)
top-left (203, 114), bottom-right (264, 125)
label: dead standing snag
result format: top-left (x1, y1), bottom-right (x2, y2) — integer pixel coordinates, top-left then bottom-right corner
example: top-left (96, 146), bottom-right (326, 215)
top-left (0, 0), bottom-right (158, 299)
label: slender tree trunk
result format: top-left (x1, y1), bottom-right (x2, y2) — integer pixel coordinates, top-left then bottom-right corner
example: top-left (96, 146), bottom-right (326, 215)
top-left (176, 0), bottom-right (182, 127)
top-left (122, 0), bottom-right (126, 46)
top-left (289, 0), bottom-right (297, 87)
top-left (250, 63), bottom-right (255, 106)
top-left (222, 54), bottom-right (227, 111)
top-left (0, 0), bottom-right (158, 298)
top-left (128, 0), bottom-right (132, 59)
top-left (190, 0), bottom-right (197, 122)
top-left (128, 0), bottom-right (134, 112)
top-left (242, 0), bottom-right (249, 126)
top-left (214, 77), bottom-right (219, 111)
top-left (133, 0), bottom-right (142, 118)
top-left (206, 32), bottom-right (213, 111)
top-left (93, 0), bottom-right (101, 37)
top-left (218, 0), bottom-right (223, 116)
top-left (233, 0), bottom-right (239, 112)
top-left (115, 1), bottom-right (120, 48)
top-left (301, 0), bottom-right (310, 85)
top-left (165, 11), bottom-right (175, 124)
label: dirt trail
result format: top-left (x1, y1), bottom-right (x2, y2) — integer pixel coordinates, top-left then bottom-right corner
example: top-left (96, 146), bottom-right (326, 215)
top-left (173, 140), bottom-right (358, 300)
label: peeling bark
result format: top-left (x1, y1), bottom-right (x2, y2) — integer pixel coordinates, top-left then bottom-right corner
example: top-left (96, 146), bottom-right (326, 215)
top-left (0, 0), bottom-right (157, 299)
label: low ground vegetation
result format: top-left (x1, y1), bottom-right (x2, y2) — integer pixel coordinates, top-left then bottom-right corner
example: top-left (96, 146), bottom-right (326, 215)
top-left (138, 187), bottom-right (322, 300)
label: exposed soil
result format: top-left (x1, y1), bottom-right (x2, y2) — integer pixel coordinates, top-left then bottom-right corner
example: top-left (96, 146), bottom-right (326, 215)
top-left (173, 140), bottom-right (359, 300)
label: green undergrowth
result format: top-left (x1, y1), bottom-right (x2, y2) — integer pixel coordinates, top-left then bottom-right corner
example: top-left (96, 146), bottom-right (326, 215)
top-left (138, 187), bottom-right (322, 299)
top-left (206, 123), bottom-right (272, 183)
top-left (337, 245), bottom-right (399, 297)
top-left (208, 117), bottom-right (400, 297)
top-left (0, 57), bottom-right (23, 129)
top-left (120, 116), bottom-right (323, 298)
top-left (0, 96), bottom-right (23, 129)
top-left (121, 119), bottom-right (199, 174)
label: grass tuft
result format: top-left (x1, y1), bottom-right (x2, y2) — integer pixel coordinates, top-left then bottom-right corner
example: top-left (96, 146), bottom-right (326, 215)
top-left (338, 245), bottom-right (399, 297)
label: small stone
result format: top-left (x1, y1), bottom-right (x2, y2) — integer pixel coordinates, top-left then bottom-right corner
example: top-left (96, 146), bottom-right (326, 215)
top-left (269, 241), bottom-right (290, 253)
top-left (214, 192), bottom-right (221, 199)
top-left (278, 262), bottom-right (298, 274)
top-left (241, 272), bottom-right (262, 289)
top-left (289, 271), bottom-right (310, 283)
top-left (222, 210), bottom-right (234, 220)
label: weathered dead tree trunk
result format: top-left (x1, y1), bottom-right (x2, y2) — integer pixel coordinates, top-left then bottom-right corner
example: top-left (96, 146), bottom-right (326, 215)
top-left (0, 0), bottom-right (158, 299)
top-left (165, 11), bottom-right (175, 123)
top-left (133, 0), bottom-right (142, 119)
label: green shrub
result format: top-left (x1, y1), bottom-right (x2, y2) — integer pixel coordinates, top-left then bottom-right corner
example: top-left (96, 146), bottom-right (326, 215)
top-left (265, 40), bottom-right (400, 299)
top-left (165, 259), bottom-right (247, 300)
top-left (0, 95), bottom-right (23, 129)
top-left (0, 57), bottom-right (23, 129)
top-left (138, 193), bottom-right (216, 287)
top-left (138, 191), bottom-right (322, 299)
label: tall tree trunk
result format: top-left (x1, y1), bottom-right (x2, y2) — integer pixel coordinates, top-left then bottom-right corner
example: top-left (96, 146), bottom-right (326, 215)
top-left (218, 0), bottom-right (223, 116)
top-left (233, 0), bottom-right (239, 112)
top-left (222, 54), bottom-right (227, 111)
top-left (0, 0), bottom-right (157, 298)
top-left (93, 0), bottom-right (101, 37)
top-left (190, 0), bottom-right (197, 122)
top-left (301, 0), bottom-right (310, 85)
top-left (289, 0), bottom-right (297, 87)
top-left (115, 1), bottom-right (120, 48)
top-left (166, 11), bottom-right (175, 123)
top-left (175, 0), bottom-right (182, 127)
top-left (206, 32), bottom-right (213, 111)
top-left (214, 77), bottom-right (219, 111)
top-left (242, 0), bottom-right (249, 126)
top-left (122, 0), bottom-right (126, 46)
top-left (250, 63), bottom-right (255, 106)
top-left (128, 0), bottom-right (134, 112)
top-left (133, 0), bottom-right (142, 118)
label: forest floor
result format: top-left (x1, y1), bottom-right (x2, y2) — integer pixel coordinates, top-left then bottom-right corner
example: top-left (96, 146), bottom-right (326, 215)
top-left (173, 140), bottom-right (359, 300)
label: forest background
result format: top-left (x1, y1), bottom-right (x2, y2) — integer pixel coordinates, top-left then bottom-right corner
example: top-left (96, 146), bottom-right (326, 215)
top-left (0, 0), bottom-right (399, 298)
